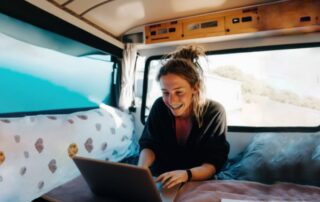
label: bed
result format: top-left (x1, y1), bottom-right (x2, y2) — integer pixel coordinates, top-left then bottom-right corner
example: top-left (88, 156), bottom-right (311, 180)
top-left (175, 180), bottom-right (320, 202)
top-left (175, 131), bottom-right (320, 201)
top-left (42, 131), bottom-right (320, 202)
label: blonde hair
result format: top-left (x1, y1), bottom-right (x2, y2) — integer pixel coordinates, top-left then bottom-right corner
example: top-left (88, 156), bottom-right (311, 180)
top-left (156, 45), bottom-right (206, 127)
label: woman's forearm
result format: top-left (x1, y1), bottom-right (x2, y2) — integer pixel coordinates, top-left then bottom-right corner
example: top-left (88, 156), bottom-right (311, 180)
top-left (138, 148), bottom-right (155, 168)
top-left (189, 163), bottom-right (216, 181)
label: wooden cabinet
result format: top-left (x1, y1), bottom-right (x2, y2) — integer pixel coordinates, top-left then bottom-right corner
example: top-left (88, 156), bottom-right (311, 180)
top-left (259, 0), bottom-right (320, 30)
top-left (225, 8), bottom-right (260, 34)
top-left (145, 20), bottom-right (182, 44)
top-left (144, 0), bottom-right (320, 44)
top-left (181, 14), bottom-right (225, 39)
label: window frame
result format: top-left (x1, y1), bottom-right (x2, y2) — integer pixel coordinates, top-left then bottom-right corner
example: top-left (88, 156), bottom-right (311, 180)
top-left (140, 42), bottom-right (320, 132)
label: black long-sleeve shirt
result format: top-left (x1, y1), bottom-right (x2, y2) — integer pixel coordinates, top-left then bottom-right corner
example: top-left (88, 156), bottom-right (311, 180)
top-left (139, 97), bottom-right (230, 176)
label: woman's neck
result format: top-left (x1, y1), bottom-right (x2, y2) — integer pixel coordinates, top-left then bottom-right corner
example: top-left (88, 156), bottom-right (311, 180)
top-left (175, 116), bottom-right (192, 145)
top-left (176, 105), bottom-right (193, 119)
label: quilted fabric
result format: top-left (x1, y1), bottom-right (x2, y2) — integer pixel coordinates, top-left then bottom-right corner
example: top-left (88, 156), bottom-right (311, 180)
top-left (0, 106), bottom-right (137, 202)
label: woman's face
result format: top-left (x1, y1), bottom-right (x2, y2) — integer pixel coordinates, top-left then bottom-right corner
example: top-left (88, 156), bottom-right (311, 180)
top-left (160, 73), bottom-right (196, 117)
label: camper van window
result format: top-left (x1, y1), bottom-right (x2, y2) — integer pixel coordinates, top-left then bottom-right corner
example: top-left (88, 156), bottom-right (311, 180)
top-left (0, 32), bottom-right (115, 115)
top-left (142, 46), bottom-right (320, 127)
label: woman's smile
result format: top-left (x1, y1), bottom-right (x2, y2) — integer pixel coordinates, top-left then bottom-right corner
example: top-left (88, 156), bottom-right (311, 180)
top-left (170, 103), bottom-right (183, 110)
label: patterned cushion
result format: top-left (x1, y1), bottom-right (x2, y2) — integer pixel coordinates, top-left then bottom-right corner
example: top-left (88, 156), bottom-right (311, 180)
top-left (0, 106), bottom-right (137, 202)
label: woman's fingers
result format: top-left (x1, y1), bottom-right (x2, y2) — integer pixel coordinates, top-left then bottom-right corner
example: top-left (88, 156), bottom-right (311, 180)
top-left (163, 175), bottom-right (180, 188)
top-left (155, 174), bottom-right (163, 182)
top-left (156, 172), bottom-right (171, 184)
top-left (157, 170), bottom-right (186, 189)
top-left (166, 178), bottom-right (180, 189)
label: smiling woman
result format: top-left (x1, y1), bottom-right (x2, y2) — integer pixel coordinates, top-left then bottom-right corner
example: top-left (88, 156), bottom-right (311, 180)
top-left (138, 45), bottom-right (230, 189)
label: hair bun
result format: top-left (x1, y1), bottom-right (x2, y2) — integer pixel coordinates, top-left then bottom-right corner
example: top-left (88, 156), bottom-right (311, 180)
top-left (171, 45), bottom-right (205, 63)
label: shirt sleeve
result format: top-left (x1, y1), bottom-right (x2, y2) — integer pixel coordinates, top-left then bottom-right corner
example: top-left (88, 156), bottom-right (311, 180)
top-left (138, 98), bottom-right (161, 153)
top-left (200, 103), bottom-right (230, 172)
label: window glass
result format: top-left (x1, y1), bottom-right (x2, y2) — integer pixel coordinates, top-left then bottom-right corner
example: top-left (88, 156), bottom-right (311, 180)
top-left (0, 33), bottom-right (114, 114)
top-left (135, 55), bottom-right (147, 98)
top-left (143, 47), bottom-right (320, 126)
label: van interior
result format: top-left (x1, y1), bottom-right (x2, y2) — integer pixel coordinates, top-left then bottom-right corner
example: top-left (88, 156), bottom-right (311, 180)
top-left (0, 0), bottom-right (320, 201)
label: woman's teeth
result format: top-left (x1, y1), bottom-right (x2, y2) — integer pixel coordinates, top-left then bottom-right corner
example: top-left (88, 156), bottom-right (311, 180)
top-left (171, 104), bottom-right (183, 110)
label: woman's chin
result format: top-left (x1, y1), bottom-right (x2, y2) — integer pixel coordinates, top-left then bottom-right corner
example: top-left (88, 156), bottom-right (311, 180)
top-left (170, 109), bottom-right (181, 116)
top-left (171, 109), bottom-right (186, 117)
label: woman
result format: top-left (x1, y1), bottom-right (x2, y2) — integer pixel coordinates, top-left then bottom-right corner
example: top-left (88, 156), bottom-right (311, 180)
top-left (138, 45), bottom-right (229, 189)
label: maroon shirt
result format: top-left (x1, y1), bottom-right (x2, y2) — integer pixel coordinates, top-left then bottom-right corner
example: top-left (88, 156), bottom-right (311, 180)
top-left (175, 116), bottom-right (192, 146)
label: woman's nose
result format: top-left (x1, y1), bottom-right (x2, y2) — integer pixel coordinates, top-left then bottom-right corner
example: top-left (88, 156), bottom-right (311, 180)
top-left (168, 94), bottom-right (178, 104)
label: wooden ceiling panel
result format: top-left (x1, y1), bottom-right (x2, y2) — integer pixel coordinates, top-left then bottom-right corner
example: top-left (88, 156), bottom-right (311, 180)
top-left (83, 0), bottom-right (146, 36)
top-left (53, 0), bottom-right (72, 5)
top-left (65, 0), bottom-right (108, 15)
top-left (87, 0), bottom-right (279, 36)
top-left (29, 0), bottom-right (280, 38)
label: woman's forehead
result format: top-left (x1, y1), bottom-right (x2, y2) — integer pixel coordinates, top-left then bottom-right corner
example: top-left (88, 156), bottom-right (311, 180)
top-left (160, 74), bottom-right (192, 90)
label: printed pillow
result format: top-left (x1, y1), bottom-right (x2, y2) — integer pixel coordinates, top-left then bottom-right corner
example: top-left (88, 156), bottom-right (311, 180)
top-left (0, 106), bottom-right (138, 202)
top-left (218, 133), bottom-right (320, 186)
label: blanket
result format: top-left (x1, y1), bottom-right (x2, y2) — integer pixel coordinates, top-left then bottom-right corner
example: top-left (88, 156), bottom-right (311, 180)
top-left (174, 180), bottom-right (320, 202)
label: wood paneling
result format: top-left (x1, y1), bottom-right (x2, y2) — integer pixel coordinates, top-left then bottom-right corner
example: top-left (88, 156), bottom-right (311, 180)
top-left (145, 0), bottom-right (320, 44)
top-left (259, 0), bottom-right (320, 30)
top-left (225, 8), bottom-right (260, 34)
top-left (145, 21), bottom-right (182, 44)
top-left (182, 14), bottom-right (225, 39)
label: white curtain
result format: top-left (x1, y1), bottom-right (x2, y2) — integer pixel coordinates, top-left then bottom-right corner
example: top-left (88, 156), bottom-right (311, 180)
top-left (119, 43), bottom-right (137, 110)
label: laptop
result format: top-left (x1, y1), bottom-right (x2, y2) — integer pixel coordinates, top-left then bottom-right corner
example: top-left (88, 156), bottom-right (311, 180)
top-left (72, 156), bottom-right (162, 202)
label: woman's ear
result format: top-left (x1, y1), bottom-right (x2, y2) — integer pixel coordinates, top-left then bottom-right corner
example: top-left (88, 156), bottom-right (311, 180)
top-left (192, 82), bottom-right (200, 94)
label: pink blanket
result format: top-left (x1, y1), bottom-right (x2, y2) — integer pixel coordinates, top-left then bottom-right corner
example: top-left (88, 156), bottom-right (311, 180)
top-left (174, 180), bottom-right (320, 202)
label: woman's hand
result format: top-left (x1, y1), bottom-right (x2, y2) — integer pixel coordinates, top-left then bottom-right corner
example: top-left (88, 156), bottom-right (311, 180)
top-left (156, 170), bottom-right (188, 189)
top-left (155, 163), bottom-right (215, 189)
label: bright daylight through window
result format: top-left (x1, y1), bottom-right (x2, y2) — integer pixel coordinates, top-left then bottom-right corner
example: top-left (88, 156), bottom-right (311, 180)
top-left (143, 47), bottom-right (320, 127)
